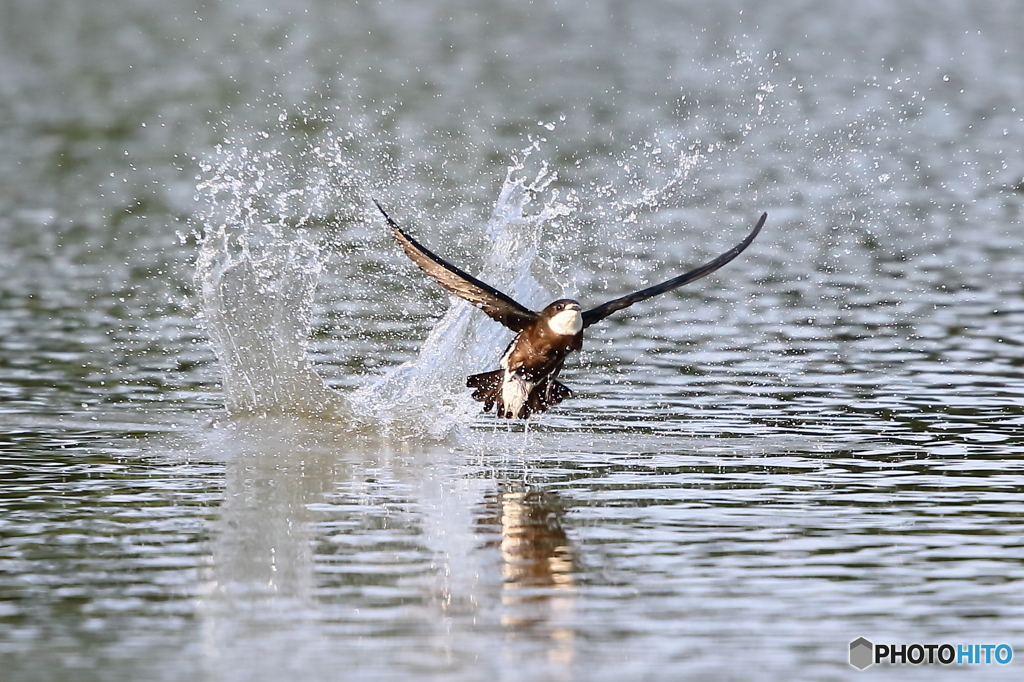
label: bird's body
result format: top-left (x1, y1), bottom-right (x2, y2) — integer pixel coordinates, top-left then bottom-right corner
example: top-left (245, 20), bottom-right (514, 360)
top-left (468, 299), bottom-right (582, 418)
top-left (374, 200), bottom-right (766, 419)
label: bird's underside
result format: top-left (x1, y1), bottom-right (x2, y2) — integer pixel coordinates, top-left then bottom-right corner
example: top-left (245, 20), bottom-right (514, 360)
top-left (374, 199), bottom-right (765, 419)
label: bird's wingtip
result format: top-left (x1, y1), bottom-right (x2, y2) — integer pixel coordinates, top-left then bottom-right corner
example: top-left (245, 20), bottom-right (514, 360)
top-left (372, 198), bottom-right (398, 228)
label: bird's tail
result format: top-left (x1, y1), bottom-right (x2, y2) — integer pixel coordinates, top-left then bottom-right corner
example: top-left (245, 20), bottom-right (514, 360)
top-left (526, 378), bottom-right (572, 416)
top-left (466, 370), bottom-right (504, 413)
top-left (466, 370), bottom-right (572, 418)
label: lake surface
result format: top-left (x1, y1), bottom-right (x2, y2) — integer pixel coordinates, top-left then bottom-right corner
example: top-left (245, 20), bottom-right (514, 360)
top-left (2, 1), bottom-right (1024, 680)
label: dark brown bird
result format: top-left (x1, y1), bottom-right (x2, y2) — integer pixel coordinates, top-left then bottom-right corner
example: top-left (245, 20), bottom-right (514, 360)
top-left (375, 200), bottom-right (765, 419)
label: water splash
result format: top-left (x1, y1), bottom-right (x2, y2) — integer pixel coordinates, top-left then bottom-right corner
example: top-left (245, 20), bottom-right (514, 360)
top-left (194, 135), bottom-right (571, 437)
top-left (194, 221), bottom-right (351, 419)
top-left (351, 161), bottom-right (572, 438)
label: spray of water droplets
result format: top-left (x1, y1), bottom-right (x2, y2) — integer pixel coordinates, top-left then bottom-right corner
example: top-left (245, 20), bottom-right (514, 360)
top-left (192, 122), bottom-right (579, 437)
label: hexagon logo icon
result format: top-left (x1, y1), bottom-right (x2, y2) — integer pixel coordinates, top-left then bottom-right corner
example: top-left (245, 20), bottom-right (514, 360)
top-left (849, 637), bottom-right (874, 670)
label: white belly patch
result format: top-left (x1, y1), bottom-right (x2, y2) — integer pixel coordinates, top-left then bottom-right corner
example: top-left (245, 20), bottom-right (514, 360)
top-left (501, 368), bottom-right (532, 417)
top-left (501, 371), bottom-right (533, 418)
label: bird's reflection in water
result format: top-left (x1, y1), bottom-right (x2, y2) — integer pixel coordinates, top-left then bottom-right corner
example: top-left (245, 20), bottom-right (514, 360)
top-left (476, 483), bottom-right (576, 666)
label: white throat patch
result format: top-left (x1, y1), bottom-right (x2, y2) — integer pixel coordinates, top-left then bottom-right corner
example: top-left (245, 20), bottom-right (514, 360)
top-left (548, 309), bottom-right (583, 336)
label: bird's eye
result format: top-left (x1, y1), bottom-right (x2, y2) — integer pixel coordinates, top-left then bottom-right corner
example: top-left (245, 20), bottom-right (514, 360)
top-left (556, 304), bottom-right (563, 310)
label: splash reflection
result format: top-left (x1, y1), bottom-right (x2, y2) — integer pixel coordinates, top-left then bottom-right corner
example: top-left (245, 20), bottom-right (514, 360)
top-left (197, 419), bottom-right (344, 681)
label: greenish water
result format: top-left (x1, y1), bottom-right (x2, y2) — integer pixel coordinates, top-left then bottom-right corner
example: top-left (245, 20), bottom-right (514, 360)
top-left (2, 1), bottom-right (1024, 680)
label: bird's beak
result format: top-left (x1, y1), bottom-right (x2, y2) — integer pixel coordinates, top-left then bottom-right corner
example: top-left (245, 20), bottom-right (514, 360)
top-left (567, 302), bottom-right (582, 311)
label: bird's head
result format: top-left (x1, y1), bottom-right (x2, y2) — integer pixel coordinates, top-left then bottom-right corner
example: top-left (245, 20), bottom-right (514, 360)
top-left (542, 299), bottom-right (583, 336)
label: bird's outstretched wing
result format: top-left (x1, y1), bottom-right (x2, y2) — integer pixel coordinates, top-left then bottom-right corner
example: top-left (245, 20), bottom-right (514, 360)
top-left (374, 200), bottom-right (540, 332)
top-left (581, 212), bottom-right (767, 328)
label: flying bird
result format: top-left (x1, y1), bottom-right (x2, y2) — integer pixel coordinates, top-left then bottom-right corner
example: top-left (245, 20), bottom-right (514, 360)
top-left (375, 199), bottom-right (765, 419)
